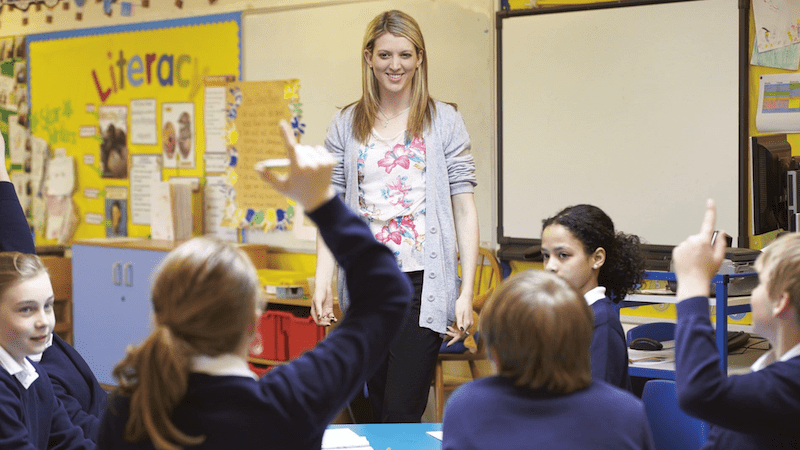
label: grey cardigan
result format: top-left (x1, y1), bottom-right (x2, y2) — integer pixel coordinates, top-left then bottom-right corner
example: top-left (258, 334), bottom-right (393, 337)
top-left (324, 100), bottom-right (477, 334)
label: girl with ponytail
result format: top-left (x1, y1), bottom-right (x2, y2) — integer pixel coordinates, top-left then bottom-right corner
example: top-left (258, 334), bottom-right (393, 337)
top-left (98, 121), bottom-right (413, 449)
top-left (541, 204), bottom-right (644, 392)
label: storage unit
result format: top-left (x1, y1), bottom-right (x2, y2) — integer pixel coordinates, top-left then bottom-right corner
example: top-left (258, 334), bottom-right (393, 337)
top-left (72, 239), bottom-right (273, 386)
top-left (249, 309), bottom-right (326, 362)
top-left (72, 240), bottom-right (174, 386)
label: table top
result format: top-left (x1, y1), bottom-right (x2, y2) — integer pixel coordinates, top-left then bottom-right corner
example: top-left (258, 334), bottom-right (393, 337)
top-left (327, 423), bottom-right (442, 450)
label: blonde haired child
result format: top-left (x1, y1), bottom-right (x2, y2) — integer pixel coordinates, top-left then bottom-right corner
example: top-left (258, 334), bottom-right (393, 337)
top-left (0, 251), bottom-right (95, 449)
top-left (673, 200), bottom-right (800, 449)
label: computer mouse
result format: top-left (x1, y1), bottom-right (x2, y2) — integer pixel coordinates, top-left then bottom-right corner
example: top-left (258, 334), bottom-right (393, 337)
top-left (629, 337), bottom-right (663, 351)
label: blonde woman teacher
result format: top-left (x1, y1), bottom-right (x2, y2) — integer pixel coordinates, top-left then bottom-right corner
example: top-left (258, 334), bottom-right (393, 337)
top-left (314, 10), bottom-right (479, 423)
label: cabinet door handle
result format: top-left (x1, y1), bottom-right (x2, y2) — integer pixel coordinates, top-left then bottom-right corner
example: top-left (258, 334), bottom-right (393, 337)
top-left (123, 263), bottom-right (133, 287)
top-left (112, 262), bottom-right (122, 286)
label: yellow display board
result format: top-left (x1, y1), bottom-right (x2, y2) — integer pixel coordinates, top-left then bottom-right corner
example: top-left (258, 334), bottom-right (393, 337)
top-left (28, 14), bottom-right (241, 243)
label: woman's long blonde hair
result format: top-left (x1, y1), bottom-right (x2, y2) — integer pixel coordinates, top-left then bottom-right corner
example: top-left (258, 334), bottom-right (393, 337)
top-left (350, 10), bottom-right (436, 144)
top-left (112, 237), bottom-right (261, 450)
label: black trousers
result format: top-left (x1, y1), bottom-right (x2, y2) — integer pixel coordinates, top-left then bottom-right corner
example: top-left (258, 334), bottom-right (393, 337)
top-left (349, 271), bottom-right (443, 423)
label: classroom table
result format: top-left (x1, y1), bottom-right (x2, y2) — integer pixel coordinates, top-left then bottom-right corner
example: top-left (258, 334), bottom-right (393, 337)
top-left (327, 423), bottom-right (442, 450)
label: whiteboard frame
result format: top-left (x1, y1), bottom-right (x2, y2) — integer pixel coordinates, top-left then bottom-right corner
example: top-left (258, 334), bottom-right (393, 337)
top-left (496, 0), bottom-right (749, 259)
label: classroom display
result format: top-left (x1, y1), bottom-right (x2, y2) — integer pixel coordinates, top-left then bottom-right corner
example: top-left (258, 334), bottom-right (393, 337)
top-left (27, 13), bottom-right (241, 244)
top-left (498, 0), bottom-right (742, 249)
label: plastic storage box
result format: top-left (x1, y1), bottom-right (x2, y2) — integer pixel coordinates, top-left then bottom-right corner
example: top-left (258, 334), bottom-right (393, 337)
top-left (249, 309), bottom-right (326, 361)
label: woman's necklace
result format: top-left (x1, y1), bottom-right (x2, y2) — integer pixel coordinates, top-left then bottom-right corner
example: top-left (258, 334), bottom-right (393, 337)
top-left (378, 106), bottom-right (411, 128)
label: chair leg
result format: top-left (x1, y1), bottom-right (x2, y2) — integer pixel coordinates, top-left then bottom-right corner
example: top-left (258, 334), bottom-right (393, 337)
top-left (468, 360), bottom-right (480, 380)
top-left (435, 360), bottom-right (445, 422)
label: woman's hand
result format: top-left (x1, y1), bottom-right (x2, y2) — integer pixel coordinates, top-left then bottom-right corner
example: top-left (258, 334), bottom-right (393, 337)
top-left (312, 282), bottom-right (337, 326)
top-left (257, 120), bottom-right (336, 212)
top-left (445, 293), bottom-right (475, 346)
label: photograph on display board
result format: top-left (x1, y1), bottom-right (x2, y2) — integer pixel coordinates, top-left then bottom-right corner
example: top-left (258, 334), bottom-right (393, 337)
top-left (162, 102), bottom-right (195, 169)
top-left (99, 105), bottom-right (129, 179)
top-left (105, 198), bottom-right (128, 238)
top-left (105, 185), bottom-right (128, 237)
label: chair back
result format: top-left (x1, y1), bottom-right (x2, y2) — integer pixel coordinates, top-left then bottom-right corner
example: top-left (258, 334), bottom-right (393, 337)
top-left (471, 247), bottom-right (502, 311)
top-left (627, 322), bottom-right (676, 343)
top-left (642, 379), bottom-right (709, 450)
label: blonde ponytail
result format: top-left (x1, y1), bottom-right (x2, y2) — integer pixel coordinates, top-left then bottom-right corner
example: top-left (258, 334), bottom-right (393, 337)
top-left (114, 326), bottom-right (202, 450)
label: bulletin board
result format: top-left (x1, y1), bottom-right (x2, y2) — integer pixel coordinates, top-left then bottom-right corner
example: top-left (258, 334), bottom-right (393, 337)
top-left (497, 0), bottom-right (748, 255)
top-left (27, 12), bottom-right (241, 244)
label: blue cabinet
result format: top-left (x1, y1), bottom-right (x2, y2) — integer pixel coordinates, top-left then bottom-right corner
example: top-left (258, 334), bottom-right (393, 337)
top-left (72, 242), bottom-right (170, 386)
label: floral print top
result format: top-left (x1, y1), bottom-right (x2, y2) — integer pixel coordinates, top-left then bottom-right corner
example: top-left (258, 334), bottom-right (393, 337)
top-left (358, 129), bottom-right (426, 271)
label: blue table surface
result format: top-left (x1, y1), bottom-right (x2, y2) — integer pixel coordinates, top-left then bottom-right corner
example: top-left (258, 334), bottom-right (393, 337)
top-left (328, 423), bottom-right (443, 450)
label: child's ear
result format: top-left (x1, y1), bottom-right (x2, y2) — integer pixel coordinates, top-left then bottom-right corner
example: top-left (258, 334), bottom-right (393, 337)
top-left (774, 292), bottom-right (793, 318)
top-left (592, 247), bottom-right (606, 270)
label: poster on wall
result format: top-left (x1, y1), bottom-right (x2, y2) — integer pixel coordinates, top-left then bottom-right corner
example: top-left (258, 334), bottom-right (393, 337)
top-left (220, 79), bottom-right (301, 232)
top-left (130, 98), bottom-right (157, 145)
top-left (162, 102), bottom-right (195, 169)
top-left (99, 105), bottom-right (128, 178)
top-left (28, 13), bottom-right (241, 243)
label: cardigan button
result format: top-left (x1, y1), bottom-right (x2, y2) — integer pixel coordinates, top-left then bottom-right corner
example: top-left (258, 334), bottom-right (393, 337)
top-left (429, 226), bottom-right (438, 234)
top-left (428, 272), bottom-right (436, 279)
top-left (427, 294), bottom-right (435, 302)
top-left (430, 252), bottom-right (437, 259)
top-left (426, 317), bottom-right (433, 324)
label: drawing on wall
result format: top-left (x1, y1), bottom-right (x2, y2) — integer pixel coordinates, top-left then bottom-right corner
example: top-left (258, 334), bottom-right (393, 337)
top-left (99, 105), bottom-right (128, 178)
top-left (162, 102), bottom-right (195, 169)
top-left (754, 0), bottom-right (800, 52)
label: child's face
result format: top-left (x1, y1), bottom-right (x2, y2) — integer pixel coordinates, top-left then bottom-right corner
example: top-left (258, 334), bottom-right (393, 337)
top-left (0, 273), bottom-right (55, 365)
top-left (751, 262), bottom-right (778, 342)
top-left (541, 224), bottom-right (602, 296)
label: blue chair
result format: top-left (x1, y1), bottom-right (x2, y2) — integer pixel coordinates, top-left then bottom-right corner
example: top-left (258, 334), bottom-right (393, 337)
top-left (627, 322), bottom-right (676, 343)
top-left (641, 379), bottom-right (709, 450)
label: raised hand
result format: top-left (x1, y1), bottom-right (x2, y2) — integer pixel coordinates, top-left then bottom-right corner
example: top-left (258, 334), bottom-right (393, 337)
top-left (672, 199), bottom-right (727, 300)
top-left (256, 120), bottom-right (336, 212)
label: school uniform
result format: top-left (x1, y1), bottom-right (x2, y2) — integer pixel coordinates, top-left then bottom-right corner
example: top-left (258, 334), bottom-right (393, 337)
top-left (97, 196), bottom-right (413, 449)
top-left (1, 179), bottom-right (107, 441)
top-left (675, 296), bottom-right (800, 449)
top-left (585, 287), bottom-right (632, 391)
top-left (0, 181), bottom-right (35, 254)
top-left (32, 334), bottom-right (107, 441)
top-left (0, 346), bottom-right (95, 450)
top-left (442, 376), bottom-right (655, 450)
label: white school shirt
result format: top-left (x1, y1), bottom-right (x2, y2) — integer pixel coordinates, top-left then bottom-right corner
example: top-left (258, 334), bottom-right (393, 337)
top-left (192, 353), bottom-right (258, 380)
top-left (584, 286), bottom-right (607, 306)
top-left (0, 344), bottom-right (39, 389)
top-left (750, 341), bottom-right (800, 372)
